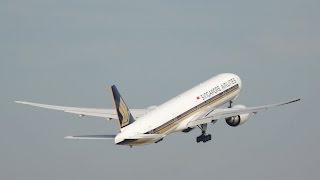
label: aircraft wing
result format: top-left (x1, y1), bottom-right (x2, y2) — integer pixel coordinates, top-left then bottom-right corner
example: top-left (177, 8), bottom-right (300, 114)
top-left (15, 101), bottom-right (149, 120)
top-left (187, 99), bottom-right (300, 127)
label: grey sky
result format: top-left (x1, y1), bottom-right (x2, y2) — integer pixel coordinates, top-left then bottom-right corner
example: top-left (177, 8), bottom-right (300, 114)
top-left (1, 0), bottom-right (319, 180)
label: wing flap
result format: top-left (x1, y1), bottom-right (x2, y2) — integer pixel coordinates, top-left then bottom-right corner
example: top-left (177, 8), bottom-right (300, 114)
top-left (64, 110), bottom-right (117, 119)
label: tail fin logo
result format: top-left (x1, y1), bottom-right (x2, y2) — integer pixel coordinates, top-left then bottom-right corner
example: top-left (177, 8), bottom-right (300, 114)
top-left (111, 85), bottom-right (135, 129)
top-left (119, 97), bottom-right (130, 127)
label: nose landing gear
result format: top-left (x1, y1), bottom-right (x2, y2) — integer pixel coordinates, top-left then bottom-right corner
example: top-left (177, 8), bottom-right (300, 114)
top-left (228, 100), bottom-right (233, 108)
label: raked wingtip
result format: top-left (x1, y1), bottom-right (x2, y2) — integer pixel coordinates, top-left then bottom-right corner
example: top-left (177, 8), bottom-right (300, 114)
top-left (14, 101), bottom-right (28, 104)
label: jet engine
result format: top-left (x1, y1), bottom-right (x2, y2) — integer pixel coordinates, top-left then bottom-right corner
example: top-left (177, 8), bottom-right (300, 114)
top-left (225, 105), bottom-right (250, 127)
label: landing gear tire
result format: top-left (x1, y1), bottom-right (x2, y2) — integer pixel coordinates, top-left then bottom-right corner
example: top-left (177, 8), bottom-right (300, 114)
top-left (196, 124), bottom-right (213, 143)
top-left (196, 137), bottom-right (201, 143)
top-left (196, 134), bottom-right (212, 143)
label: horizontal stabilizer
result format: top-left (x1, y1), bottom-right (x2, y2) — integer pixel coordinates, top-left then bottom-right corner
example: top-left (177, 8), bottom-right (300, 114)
top-left (65, 135), bottom-right (116, 140)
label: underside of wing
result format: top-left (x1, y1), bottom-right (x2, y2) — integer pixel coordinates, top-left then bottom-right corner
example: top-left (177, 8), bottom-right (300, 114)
top-left (65, 135), bottom-right (116, 140)
top-left (15, 101), bottom-right (149, 119)
top-left (187, 99), bottom-right (300, 127)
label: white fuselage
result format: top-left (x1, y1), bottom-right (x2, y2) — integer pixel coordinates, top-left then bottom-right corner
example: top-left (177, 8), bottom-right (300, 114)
top-left (115, 73), bottom-right (242, 145)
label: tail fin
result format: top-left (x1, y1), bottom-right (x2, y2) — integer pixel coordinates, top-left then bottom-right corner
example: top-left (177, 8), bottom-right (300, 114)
top-left (111, 85), bottom-right (135, 130)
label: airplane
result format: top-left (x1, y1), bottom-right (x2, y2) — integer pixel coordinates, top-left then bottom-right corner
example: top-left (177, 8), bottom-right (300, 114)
top-left (15, 73), bottom-right (300, 146)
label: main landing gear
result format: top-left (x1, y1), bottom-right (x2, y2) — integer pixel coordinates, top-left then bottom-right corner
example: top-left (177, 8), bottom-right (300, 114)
top-left (196, 124), bottom-right (212, 143)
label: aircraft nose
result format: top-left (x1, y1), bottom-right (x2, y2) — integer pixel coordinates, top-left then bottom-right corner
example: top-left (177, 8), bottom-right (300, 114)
top-left (230, 74), bottom-right (242, 90)
top-left (237, 76), bottom-right (242, 90)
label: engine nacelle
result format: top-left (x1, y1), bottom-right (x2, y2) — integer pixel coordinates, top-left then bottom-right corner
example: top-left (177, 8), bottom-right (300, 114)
top-left (225, 105), bottom-right (250, 127)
